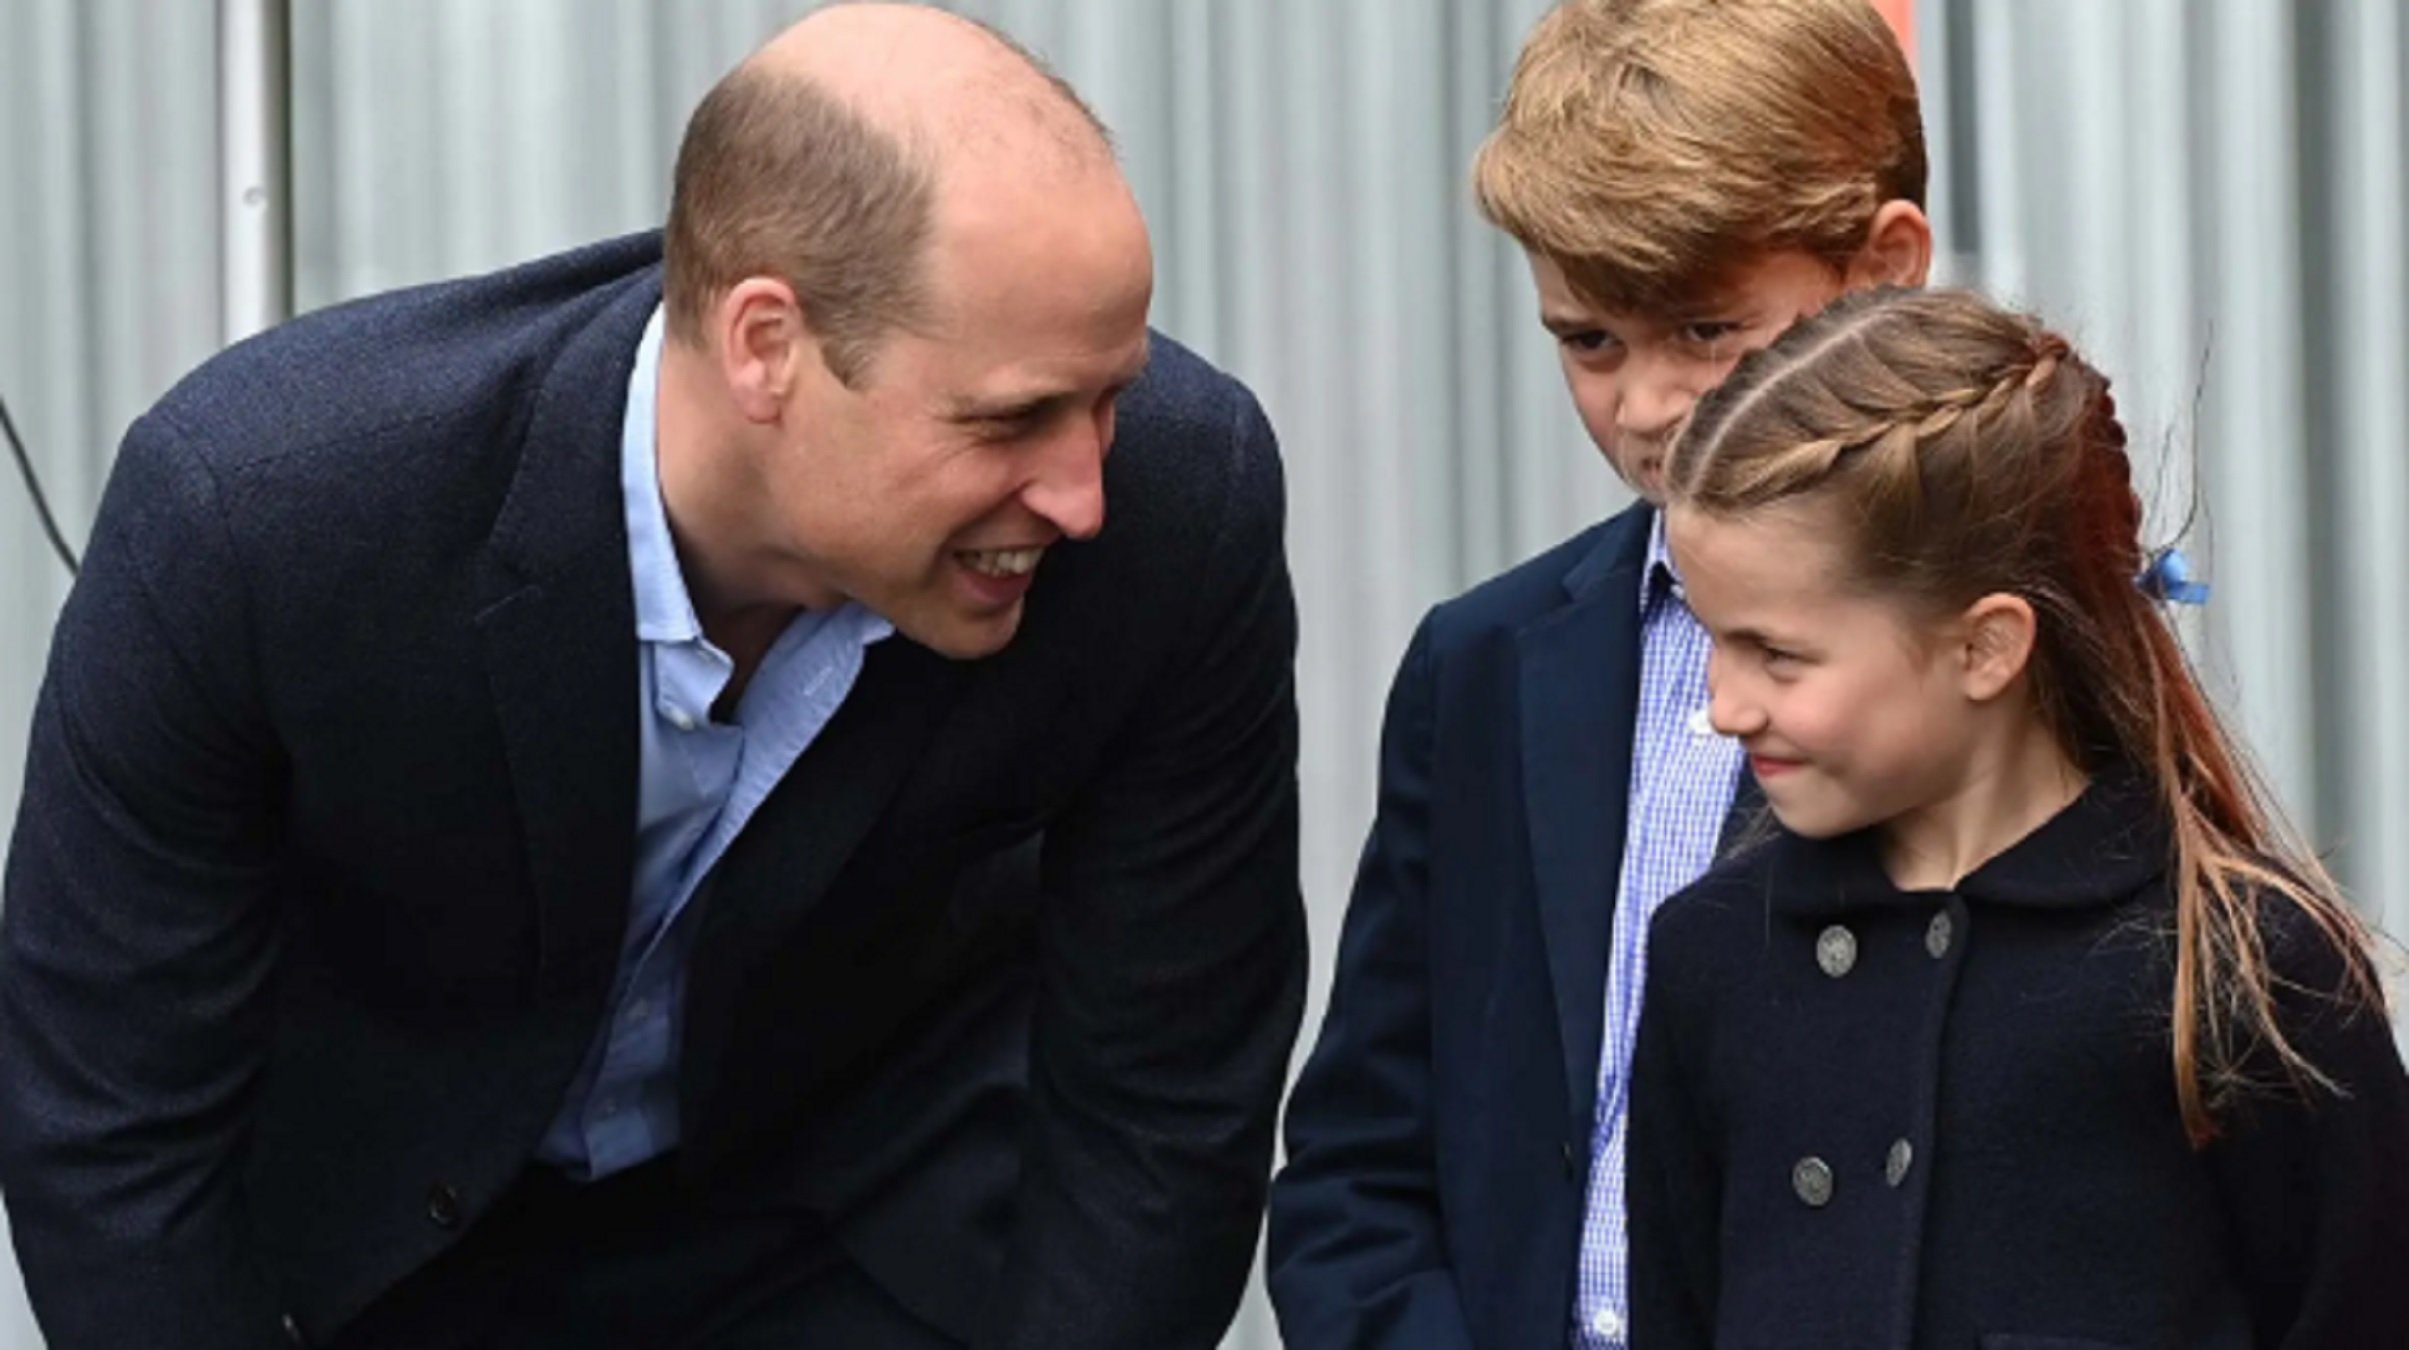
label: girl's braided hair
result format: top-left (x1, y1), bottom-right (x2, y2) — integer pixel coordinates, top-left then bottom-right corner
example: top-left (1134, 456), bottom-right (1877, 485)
top-left (1667, 286), bottom-right (2384, 1146)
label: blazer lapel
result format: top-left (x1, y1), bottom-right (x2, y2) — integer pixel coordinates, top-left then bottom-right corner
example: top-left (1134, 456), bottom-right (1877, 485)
top-left (475, 271), bottom-right (662, 1010)
top-left (694, 635), bottom-right (966, 961)
top-left (676, 635), bottom-right (966, 1142)
top-left (1518, 507), bottom-right (1652, 1126)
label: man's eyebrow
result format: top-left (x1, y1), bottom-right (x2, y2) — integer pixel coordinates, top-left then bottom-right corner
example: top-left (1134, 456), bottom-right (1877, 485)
top-left (945, 348), bottom-right (1152, 422)
top-left (946, 391), bottom-right (1069, 421)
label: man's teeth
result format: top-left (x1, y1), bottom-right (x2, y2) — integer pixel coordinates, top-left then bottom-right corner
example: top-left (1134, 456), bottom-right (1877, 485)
top-left (960, 548), bottom-right (1042, 578)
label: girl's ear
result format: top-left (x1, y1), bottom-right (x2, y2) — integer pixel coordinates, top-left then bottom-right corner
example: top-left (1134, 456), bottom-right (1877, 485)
top-left (1958, 592), bottom-right (2037, 702)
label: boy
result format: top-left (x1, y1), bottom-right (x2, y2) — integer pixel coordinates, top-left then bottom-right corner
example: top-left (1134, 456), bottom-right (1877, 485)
top-left (1268, 2), bottom-right (1931, 1346)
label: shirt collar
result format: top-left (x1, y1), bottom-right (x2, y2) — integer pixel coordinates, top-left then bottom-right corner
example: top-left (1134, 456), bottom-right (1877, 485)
top-left (620, 305), bottom-right (702, 645)
top-left (1640, 506), bottom-right (1679, 614)
top-left (1762, 767), bottom-right (2171, 919)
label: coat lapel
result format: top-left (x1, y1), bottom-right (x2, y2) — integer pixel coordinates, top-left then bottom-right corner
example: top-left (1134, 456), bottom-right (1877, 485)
top-left (693, 635), bottom-right (966, 962)
top-left (474, 271), bottom-right (662, 1010)
top-left (676, 635), bottom-right (966, 1141)
top-left (1518, 506), bottom-right (1652, 1125)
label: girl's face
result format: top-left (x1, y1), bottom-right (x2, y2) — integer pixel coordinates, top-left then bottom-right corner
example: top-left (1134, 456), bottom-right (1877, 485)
top-left (1667, 500), bottom-right (1986, 839)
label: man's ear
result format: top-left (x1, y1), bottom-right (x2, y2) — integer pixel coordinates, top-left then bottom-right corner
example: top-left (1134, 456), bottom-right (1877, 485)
top-left (1957, 592), bottom-right (2037, 703)
top-left (1847, 200), bottom-right (1935, 289)
top-left (715, 277), bottom-right (810, 425)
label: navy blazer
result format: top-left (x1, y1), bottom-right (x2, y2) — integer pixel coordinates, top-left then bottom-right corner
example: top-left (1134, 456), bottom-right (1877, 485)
top-left (1273, 504), bottom-right (1720, 1349)
top-left (0, 233), bottom-right (1305, 1350)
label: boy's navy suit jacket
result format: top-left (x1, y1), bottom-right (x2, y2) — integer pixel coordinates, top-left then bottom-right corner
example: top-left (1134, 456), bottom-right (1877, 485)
top-left (1272, 502), bottom-right (1701, 1349)
top-left (0, 232), bottom-right (1304, 1350)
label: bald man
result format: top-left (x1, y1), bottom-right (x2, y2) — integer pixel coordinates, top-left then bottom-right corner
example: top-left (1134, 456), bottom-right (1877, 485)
top-left (0, 7), bottom-right (1304, 1347)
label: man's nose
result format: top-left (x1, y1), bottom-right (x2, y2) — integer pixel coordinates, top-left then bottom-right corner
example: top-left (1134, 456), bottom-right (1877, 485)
top-left (1022, 410), bottom-right (1110, 541)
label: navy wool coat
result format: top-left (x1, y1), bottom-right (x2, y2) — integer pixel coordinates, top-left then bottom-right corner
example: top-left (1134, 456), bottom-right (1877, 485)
top-left (1629, 772), bottom-right (2409, 1349)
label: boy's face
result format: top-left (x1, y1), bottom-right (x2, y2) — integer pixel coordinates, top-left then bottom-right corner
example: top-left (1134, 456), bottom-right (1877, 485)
top-left (1529, 249), bottom-right (1854, 503)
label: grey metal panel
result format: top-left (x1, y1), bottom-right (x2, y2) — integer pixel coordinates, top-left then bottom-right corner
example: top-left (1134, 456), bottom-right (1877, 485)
top-left (2201, 0), bottom-right (2317, 816)
top-left (2325, 0), bottom-right (2409, 1029)
top-left (2, 3), bottom-right (2406, 1346)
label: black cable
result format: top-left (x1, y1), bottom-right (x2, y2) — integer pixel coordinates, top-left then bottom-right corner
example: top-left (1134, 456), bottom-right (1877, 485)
top-left (0, 394), bottom-right (79, 577)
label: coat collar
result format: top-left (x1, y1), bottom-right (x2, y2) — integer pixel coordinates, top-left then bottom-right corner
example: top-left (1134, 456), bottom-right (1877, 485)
top-left (1765, 767), bottom-right (2171, 920)
top-left (1559, 501), bottom-right (1654, 603)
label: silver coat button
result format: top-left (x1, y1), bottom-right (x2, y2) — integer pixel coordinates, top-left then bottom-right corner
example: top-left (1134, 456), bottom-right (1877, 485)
top-left (1792, 1156), bottom-right (1834, 1207)
top-left (1885, 1138), bottom-right (1914, 1187)
top-left (1815, 925), bottom-right (1857, 977)
top-left (1926, 911), bottom-right (1954, 959)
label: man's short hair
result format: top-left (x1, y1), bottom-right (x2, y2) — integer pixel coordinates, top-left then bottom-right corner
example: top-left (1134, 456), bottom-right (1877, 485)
top-left (663, 66), bottom-right (935, 387)
top-left (1472, 0), bottom-right (1927, 314)
top-left (662, 17), bottom-right (1111, 388)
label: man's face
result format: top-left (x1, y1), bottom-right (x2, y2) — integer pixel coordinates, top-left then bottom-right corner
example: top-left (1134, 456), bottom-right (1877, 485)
top-left (761, 169), bottom-right (1154, 659)
top-left (1528, 249), bottom-right (1853, 503)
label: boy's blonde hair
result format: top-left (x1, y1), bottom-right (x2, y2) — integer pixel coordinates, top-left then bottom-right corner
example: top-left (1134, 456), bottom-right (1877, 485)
top-left (1473, 0), bottom-right (1926, 313)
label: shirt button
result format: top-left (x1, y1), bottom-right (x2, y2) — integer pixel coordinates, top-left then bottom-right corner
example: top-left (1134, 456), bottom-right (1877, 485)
top-left (1885, 1137), bottom-right (1915, 1187)
top-left (1926, 911), bottom-right (1955, 959)
top-left (1685, 704), bottom-right (1716, 737)
top-left (1592, 1305), bottom-right (1626, 1339)
top-left (425, 1182), bottom-right (463, 1229)
top-left (1815, 924), bottom-right (1857, 978)
top-left (1792, 1156), bottom-right (1834, 1208)
top-left (664, 705), bottom-right (697, 732)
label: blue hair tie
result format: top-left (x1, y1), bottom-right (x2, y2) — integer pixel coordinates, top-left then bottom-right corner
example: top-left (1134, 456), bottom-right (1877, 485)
top-left (2137, 547), bottom-right (2209, 605)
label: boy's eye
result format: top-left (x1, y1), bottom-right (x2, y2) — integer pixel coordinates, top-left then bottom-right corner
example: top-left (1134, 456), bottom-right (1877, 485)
top-left (1558, 329), bottom-right (1621, 357)
top-left (1679, 319), bottom-right (1745, 346)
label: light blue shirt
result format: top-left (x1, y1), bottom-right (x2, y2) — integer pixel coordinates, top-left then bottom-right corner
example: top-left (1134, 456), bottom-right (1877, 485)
top-left (536, 306), bottom-right (894, 1180)
top-left (1574, 511), bottom-right (1744, 1347)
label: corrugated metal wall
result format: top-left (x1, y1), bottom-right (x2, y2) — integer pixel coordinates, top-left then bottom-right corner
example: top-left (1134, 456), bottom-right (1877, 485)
top-left (0, 3), bottom-right (2401, 1346)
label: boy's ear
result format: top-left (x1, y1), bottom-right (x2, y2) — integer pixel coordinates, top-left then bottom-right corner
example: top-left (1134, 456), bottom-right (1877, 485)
top-left (1956, 592), bottom-right (2037, 702)
top-left (1846, 200), bottom-right (1935, 290)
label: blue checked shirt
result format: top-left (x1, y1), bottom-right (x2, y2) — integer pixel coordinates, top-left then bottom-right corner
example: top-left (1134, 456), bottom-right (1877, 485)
top-left (1573, 512), bottom-right (1743, 1347)
top-left (535, 306), bottom-right (893, 1179)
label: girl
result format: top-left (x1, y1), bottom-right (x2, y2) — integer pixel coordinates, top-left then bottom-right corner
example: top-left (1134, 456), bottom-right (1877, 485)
top-left (1627, 287), bottom-right (2409, 1348)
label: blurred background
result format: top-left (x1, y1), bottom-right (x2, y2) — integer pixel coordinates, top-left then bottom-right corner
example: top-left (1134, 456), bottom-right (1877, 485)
top-left (1, 1), bottom-right (2404, 1345)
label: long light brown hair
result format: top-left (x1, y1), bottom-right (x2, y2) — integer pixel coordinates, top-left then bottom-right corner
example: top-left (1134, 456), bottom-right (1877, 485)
top-left (1667, 286), bottom-right (2386, 1145)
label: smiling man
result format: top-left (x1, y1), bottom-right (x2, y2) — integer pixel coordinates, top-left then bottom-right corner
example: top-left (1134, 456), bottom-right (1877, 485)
top-left (0, 6), bottom-right (1302, 1349)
